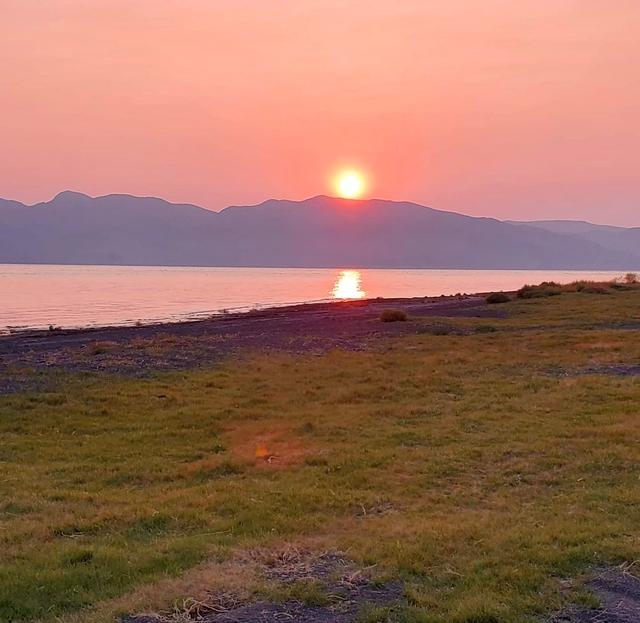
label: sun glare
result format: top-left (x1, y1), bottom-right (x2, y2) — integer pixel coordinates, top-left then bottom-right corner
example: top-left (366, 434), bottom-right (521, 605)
top-left (332, 270), bottom-right (366, 299)
top-left (335, 170), bottom-right (366, 199)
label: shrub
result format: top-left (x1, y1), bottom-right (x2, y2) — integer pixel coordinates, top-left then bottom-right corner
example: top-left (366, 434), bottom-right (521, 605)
top-left (569, 280), bottom-right (590, 292)
top-left (379, 309), bottom-right (407, 322)
top-left (475, 325), bottom-right (497, 333)
top-left (624, 272), bottom-right (638, 284)
top-left (485, 292), bottom-right (510, 304)
top-left (88, 341), bottom-right (116, 355)
top-left (610, 282), bottom-right (632, 291)
top-left (517, 283), bottom-right (562, 299)
top-left (569, 280), bottom-right (615, 293)
top-left (64, 550), bottom-right (94, 566)
top-left (580, 285), bottom-right (611, 295)
top-left (417, 324), bottom-right (458, 335)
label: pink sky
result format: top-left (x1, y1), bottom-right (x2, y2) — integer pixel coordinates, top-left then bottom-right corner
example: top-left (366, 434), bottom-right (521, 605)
top-left (2, 0), bottom-right (639, 225)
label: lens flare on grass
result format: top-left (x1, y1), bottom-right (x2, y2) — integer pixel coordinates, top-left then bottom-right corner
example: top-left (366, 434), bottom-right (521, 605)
top-left (332, 270), bottom-right (366, 299)
top-left (255, 443), bottom-right (270, 460)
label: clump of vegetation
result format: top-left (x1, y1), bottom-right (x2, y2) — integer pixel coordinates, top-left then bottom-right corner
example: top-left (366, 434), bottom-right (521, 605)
top-left (580, 285), bottom-right (612, 295)
top-left (567, 280), bottom-right (613, 294)
top-left (64, 550), bottom-right (94, 566)
top-left (517, 282), bottom-right (563, 299)
top-left (88, 341), bottom-right (117, 355)
top-left (475, 325), bottom-right (497, 333)
top-left (485, 292), bottom-right (510, 304)
top-left (520, 278), bottom-right (639, 298)
top-left (417, 323), bottom-right (460, 336)
top-left (379, 309), bottom-right (407, 322)
top-left (193, 460), bottom-right (245, 482)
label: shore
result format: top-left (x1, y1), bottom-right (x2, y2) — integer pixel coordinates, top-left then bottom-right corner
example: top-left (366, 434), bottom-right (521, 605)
top-left (0, 293), bottom-right (504, 378)
top-left (3, 287), bottom-right (640, 622)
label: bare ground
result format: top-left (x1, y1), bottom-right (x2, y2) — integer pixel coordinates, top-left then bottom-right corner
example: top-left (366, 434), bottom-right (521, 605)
top-left (122, 548), bottom-right (403, 623)
top-left (552, 567), bottom-right (640, 623)
top-left (0, 295), bottom-right (501, 385)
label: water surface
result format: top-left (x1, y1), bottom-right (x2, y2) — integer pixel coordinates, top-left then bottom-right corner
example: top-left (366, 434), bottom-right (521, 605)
top-left (0, 264), bottom-right (628, 332)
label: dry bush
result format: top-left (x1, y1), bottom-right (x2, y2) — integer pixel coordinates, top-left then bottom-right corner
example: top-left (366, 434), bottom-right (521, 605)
top-left (517, 282), bottom-right (562, 299)
top-left (88, 341), bottom-right (118, 355)
top-left (486, 292), bottom-right (510, 304)
top-left (379, 309), bottom-right (408, 322)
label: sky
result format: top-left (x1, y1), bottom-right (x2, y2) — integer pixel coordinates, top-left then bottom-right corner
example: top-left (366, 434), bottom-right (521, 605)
top-left (1, 0), bottom-right (639, 225)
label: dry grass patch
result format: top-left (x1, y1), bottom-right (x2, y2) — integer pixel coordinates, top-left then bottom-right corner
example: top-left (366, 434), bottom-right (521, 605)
top-left (379, 309), bottom-right (408, 322)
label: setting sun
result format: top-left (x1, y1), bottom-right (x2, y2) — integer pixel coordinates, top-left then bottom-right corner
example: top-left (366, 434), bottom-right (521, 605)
top-left (335, 170), bottom-right (366, 199)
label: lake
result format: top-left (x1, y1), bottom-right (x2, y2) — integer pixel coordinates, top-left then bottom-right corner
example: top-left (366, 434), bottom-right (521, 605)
top-left (0, 264), bottom-right (630, 332)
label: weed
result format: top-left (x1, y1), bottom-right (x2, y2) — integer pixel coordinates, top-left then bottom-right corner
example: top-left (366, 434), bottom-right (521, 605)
top-left (486, 292), bottom-right (510, 304)
top-left (380, 309), bottom-right (408, 322)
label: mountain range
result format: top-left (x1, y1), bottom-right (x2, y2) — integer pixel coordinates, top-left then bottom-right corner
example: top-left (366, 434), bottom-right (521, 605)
top-left (1, 191), bottom-right (639, 269)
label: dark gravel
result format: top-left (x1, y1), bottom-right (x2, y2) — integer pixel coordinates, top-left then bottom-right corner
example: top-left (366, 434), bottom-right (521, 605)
top-left (0, 295), bottom-right (500, 387)
top-left (552, 567), bottom-right (640, 623)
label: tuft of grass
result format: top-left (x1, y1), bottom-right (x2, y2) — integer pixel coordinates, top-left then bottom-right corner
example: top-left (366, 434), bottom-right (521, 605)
top-left (486, 292), bottom-right (510, 304)
top-left (193, 460), bottom-right (245, 481)
top-left (380, 309), bottom-right (408, 322)
top-left (88, 341), bottom-right (118, 355)
top-left (518, 279), bottom-right (639, 300)
top-left (517, 282), bottom-right (563, 299)
top-left (418, 324), bottom-right (459, 336)
top-left (579, 285), bottom-right (611, 295)
top-left (64, 550), bottom-right (94, 566)
top-left (475, 325), bottom-right (497, 333)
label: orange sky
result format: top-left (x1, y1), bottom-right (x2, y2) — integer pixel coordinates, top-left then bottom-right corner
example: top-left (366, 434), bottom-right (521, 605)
top-left (2, 0), bottom-right (639, 224)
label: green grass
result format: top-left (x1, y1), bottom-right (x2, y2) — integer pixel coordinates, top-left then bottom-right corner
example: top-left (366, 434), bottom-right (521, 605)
top-left (2, 290), bottom-right (640, 622)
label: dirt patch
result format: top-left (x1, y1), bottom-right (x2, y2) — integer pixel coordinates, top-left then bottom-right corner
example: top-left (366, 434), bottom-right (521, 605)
top-left (552, 567), bottom-right (640, 622)
top-left (559, 364), bottom-right (640, 378)
top-left (123, 546), bottom-right (403, 623)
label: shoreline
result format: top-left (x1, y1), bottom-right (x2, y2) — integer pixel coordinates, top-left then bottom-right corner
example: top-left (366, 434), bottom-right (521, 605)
top-left (3, 266), bottom-right (635, 337)
top-left (0, 293), bottom-right (504, 380)
top-left (0, 292), bottom-right (494, 341)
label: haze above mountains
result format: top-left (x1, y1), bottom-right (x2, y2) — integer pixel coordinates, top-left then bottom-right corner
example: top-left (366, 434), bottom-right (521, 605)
top-left (1, 191), bottom-right (639, 270)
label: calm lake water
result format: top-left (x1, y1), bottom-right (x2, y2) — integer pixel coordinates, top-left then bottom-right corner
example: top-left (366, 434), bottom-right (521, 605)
top-left (0, 264), bottom-right (630, 332)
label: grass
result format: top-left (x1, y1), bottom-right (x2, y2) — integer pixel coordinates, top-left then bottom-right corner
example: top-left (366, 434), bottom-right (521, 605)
top-left (380, 309), bottom-right (408, 322)
top-left (517, 278), bottom-right (637, 300)
top-left (2, 289), bottom-right (640, 621)
top-left (485, 292), bottom-right (510, 304)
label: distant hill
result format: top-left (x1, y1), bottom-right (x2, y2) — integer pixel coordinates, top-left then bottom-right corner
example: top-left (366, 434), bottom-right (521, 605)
top-left (508, 219), bottom-right (640, 260)
top-left (1, 191), bottom-right (639, 269)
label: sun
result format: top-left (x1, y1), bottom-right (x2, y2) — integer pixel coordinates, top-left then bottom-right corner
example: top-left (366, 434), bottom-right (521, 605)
top-left (334, 170), bottom-right (366, 199)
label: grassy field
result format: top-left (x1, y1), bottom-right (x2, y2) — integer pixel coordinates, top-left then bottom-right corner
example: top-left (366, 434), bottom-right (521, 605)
top-left (2, 288), bottom-right (640, 622)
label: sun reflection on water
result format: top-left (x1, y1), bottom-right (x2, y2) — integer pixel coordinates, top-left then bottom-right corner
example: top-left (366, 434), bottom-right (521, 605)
top-left (332, 270), bottom-right (366, 299)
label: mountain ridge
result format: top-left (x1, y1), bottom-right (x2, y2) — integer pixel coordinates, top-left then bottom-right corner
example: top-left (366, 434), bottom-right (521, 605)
top-left (1, 192), bottom-right (639, 270)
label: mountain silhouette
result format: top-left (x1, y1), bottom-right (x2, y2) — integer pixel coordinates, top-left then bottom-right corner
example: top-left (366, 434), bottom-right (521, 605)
top-left (1, 192), bottom-right (638, 269)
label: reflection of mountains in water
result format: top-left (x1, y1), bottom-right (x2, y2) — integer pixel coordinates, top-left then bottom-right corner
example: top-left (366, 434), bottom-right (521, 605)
top-left (1, 191), bottom-right (639, 269)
